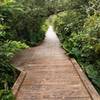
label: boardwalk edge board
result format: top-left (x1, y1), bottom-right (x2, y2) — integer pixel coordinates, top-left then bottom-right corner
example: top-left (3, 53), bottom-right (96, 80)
top-left (12, 69), bottom-right (26, 96)
top-left (70, 58), bottom-right (100, 100)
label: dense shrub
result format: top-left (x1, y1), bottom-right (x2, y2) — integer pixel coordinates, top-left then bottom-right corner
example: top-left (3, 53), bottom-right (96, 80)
top-left (0, 40), bottom-right (28, 99)
top-left (54, 11), bottom-right (85, 42)
top-left (0, 90), bottom-right (15, 100)
top-left (0, 41), bottom-right (29, 58)
top-left (53, 8), bottom-right (100, 93)
top-left (0, 1), bottom-right (48, 46)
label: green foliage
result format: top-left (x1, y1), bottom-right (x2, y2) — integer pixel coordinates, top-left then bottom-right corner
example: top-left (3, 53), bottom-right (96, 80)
top-left (0, 0), bottom-right (49, 46)
top-left (84, 15), bottom-right (100, 38)
top-left (0, 90), bottom-right (15, 100)
top-left (53, 0), bottom-right (100, 93)
top-left (0, 40), bottom-right (28, 88)
top-left (53, 11), bottom-right (85, 42)
top-left (0, 40), bottom-right (28, 99)
top-left (0, 41), bottom-right (29, 58)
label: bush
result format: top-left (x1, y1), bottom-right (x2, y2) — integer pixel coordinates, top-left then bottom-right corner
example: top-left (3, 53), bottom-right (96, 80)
top-left (0, 41), bottom-right (29, 58)
top-left (0, 90), bottom-right (15, 100)
top-left (0, 40), bottom-right (28, 99)
top-left (53, 11), bottom-right (85, 42)
top-left (0, 1), bottom-right (48, 46)
top-left (0, 41), bottom-right (28, 85)
top-left (53, 10), bottom-right (100, 93)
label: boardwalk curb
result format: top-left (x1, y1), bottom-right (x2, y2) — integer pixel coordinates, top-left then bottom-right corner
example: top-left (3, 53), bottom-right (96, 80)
top-left (12, 69), bottom-right (26, 96)
top-left (70, 58), bottom-right (100, 100)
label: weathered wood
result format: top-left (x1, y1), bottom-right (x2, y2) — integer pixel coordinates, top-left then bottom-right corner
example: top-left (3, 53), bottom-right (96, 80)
top-left (12, 69), bottom-right (26, 96)
top-left (12, 26), bottom-right (99, 100)
top-left (70, 58), bottom-right (100, 100)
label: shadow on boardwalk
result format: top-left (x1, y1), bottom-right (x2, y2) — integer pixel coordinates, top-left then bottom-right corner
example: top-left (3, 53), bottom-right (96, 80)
top-left (12, 26), bottom-right (94, 100)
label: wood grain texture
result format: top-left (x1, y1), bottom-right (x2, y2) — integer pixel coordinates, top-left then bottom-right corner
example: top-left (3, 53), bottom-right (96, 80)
top-left (12, 26), bottom-right (99, 100)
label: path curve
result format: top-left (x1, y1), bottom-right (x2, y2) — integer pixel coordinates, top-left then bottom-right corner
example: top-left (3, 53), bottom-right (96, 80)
top-left (12, 26), bottom-right (93, 100)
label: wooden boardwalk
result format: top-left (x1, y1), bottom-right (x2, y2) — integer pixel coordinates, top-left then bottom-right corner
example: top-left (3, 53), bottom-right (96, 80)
top-left (12, 26), bottom-right (99, 100)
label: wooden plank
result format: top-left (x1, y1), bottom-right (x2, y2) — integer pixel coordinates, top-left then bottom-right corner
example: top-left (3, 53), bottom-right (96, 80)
top-left (70, 58), bottom-right (100, 100)
top-left (12, 69), bottom-right (26, 96)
